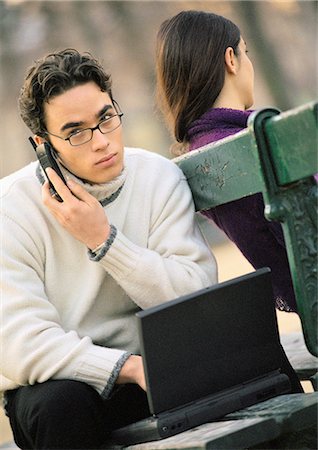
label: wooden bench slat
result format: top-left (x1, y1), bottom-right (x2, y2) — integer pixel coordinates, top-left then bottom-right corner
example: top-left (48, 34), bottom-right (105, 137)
top-left (226, 392), bottom-right (317, 428)
top-left (175, 102), bottom-right (317, 213)
top-left (175, 131), bottom-right (265, 211)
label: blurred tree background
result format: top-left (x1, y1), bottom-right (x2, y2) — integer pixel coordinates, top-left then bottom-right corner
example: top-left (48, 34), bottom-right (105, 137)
top-left (0, 0), bottom-right (317, 178)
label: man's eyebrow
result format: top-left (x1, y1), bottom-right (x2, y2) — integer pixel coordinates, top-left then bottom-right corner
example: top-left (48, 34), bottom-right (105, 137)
top-left (61, 120), bottom-right (84, 133)
top-left (60, 104), bottom-right (113, 132)
top-left (98, 104), bottom-right (113, 118)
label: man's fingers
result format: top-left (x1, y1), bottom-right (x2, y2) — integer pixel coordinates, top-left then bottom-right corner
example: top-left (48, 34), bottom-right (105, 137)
top-left (45, 168), bottom-right (72, 202)
top-left (66, 178), bottom-right (96, 203)
top-left (42, 172), bottom-right (109, 249)
top-left (45, 168), bottom-right (98, 207)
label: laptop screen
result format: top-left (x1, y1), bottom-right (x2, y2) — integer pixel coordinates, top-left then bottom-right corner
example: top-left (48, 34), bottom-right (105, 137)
top-left (137, 268), bottom-right (283, 414)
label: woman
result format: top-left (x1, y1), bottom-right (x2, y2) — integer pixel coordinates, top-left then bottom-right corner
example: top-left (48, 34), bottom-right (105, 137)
top-left (156, 10), bottom-right (297, 312)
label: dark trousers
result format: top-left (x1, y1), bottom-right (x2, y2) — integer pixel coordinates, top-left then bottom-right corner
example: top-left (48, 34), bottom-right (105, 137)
top-left (4, 380), bottom-right (150, 450)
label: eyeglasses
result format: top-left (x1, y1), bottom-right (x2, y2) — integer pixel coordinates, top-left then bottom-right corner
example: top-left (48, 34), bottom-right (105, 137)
top-left (44, 101), bottom-right (123, 147)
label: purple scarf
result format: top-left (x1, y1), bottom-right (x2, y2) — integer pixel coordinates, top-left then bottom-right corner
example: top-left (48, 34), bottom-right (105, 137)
top-left (188, 108), bottom-right (252, 149)
top-left (187, 108), bottom-right (297, 312)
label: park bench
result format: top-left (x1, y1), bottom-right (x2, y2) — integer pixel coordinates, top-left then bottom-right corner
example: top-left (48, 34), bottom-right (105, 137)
top-left (109, 102), bottom-right (317, 449)
top-left (2, 103), bottom-right (317, 450)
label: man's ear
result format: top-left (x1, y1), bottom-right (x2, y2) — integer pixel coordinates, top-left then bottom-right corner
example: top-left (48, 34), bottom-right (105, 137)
top-left (224, 47), bottom-right (238, 75)
top-left (34, 135), bottom-right (45, 146)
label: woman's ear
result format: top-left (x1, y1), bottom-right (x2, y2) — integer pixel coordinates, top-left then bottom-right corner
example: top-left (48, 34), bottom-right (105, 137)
top-left (224, 47), bottom-right (238, 75)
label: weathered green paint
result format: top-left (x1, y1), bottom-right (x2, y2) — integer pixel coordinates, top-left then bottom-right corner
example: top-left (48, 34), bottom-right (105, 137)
top-left (174, 131), bottom-right (265, 211)
top-left (272, 180), bottom-right (317, 356)
top-left (264, 102), bottom-right (318, 185)
top-left (250, 107), bottom-right (317, 357)
top-left (174, 102), bottom-right (318, 357)
top-left (175, 101), bottom-right (318, 211)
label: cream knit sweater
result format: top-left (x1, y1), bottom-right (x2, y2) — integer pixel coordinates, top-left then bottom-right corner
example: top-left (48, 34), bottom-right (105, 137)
top-left (0, 147), bottom-right (217, 399)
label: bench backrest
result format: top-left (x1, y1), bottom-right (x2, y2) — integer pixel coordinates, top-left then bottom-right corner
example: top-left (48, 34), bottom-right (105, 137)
top-left (174, 102), bottom-right (318, 357)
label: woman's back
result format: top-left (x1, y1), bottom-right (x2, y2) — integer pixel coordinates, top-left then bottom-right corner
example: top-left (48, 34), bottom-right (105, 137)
top-left (156, 11), bottom-right (297, 311)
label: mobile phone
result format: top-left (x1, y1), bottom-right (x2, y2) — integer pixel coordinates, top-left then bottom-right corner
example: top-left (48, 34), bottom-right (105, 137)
top-left (29, 137), bottom-right (67, 202)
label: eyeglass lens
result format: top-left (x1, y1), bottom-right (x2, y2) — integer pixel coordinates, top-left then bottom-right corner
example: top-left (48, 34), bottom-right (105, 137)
top-left (70, 115), bottom-right (122, 146)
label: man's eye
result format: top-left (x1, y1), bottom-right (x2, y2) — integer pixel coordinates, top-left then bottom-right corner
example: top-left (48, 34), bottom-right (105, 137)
top-left (102, 109), bottom-right (117, 120)
top-left (100, 114), bottom-right (112, 122)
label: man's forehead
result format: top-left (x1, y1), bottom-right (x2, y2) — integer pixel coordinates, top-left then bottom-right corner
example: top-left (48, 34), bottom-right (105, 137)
top-left (43, 83), bottom-right (113, 131)
top-left (59, 105), bottom-right (113, 133)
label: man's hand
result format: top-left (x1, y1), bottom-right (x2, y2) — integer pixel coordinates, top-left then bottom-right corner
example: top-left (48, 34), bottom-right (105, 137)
top-left (42, 168), bottom-right (110, 250)
top-left (116, 355), bottom-right (146, 391)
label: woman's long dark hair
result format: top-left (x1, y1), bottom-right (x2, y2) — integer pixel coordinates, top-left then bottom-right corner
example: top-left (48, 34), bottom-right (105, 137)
top-left (156, 10), bottom-right (241, 150)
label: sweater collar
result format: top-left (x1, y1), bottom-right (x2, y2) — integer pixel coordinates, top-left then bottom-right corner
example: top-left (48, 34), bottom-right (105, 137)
top-left (36, 162), bottom-right (127, 206)
top-left (188, 108), bottom-right (253, 151)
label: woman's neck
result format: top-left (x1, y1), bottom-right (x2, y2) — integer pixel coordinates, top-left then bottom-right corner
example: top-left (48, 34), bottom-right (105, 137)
top-left (213, 79), bottom-right (252, 111)
top-left (213, 91), bottom-right (246, 111)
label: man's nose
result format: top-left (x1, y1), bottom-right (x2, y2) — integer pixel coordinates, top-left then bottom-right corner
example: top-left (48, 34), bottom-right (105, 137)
top-left (91, 128), bottom-right (110, 150)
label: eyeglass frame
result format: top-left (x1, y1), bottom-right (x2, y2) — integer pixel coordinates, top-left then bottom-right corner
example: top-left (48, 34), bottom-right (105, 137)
top-left (43, 100), bottom-right (123, 147)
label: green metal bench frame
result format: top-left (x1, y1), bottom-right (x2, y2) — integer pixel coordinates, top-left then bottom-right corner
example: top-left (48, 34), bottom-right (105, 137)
top-left (175, 101), bottom-right (318, 358)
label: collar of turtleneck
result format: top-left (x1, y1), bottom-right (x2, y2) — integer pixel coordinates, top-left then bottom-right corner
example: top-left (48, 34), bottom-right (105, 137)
top-left (36, 162), bottom-right (127, 207)
top-left (187, 108), bottom-right (253, 151)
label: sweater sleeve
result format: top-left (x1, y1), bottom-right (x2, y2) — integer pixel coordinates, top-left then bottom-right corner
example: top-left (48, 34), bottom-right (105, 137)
top-left (0, 214), bottom-right (127, 397)
top-left (95, 176), bottom-right (217, 310)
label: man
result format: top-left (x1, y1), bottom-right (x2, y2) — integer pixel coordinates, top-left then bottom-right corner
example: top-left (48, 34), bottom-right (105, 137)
top-left (0, 49), bottom-right (217, 449)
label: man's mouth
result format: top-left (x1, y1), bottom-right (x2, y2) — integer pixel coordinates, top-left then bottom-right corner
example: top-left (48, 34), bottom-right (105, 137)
top-left (95, 153), bottom-right (117, 166)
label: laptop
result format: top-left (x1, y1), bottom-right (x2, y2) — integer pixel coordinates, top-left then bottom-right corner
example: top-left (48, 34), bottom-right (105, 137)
top-left (111, 268), bottom-right (291, 445)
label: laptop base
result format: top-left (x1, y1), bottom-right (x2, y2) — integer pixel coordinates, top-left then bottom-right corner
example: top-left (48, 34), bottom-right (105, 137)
top-left (111, 370), bottom-right (290, 446)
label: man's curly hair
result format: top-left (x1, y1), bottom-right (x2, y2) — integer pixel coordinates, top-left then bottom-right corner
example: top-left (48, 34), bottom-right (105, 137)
top-left (19, 48), bottom-right (113, 136)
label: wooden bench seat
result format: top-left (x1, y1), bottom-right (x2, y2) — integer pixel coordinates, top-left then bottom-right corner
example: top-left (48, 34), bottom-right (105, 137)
top-left (102, 393), bottom-right (318, 449)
